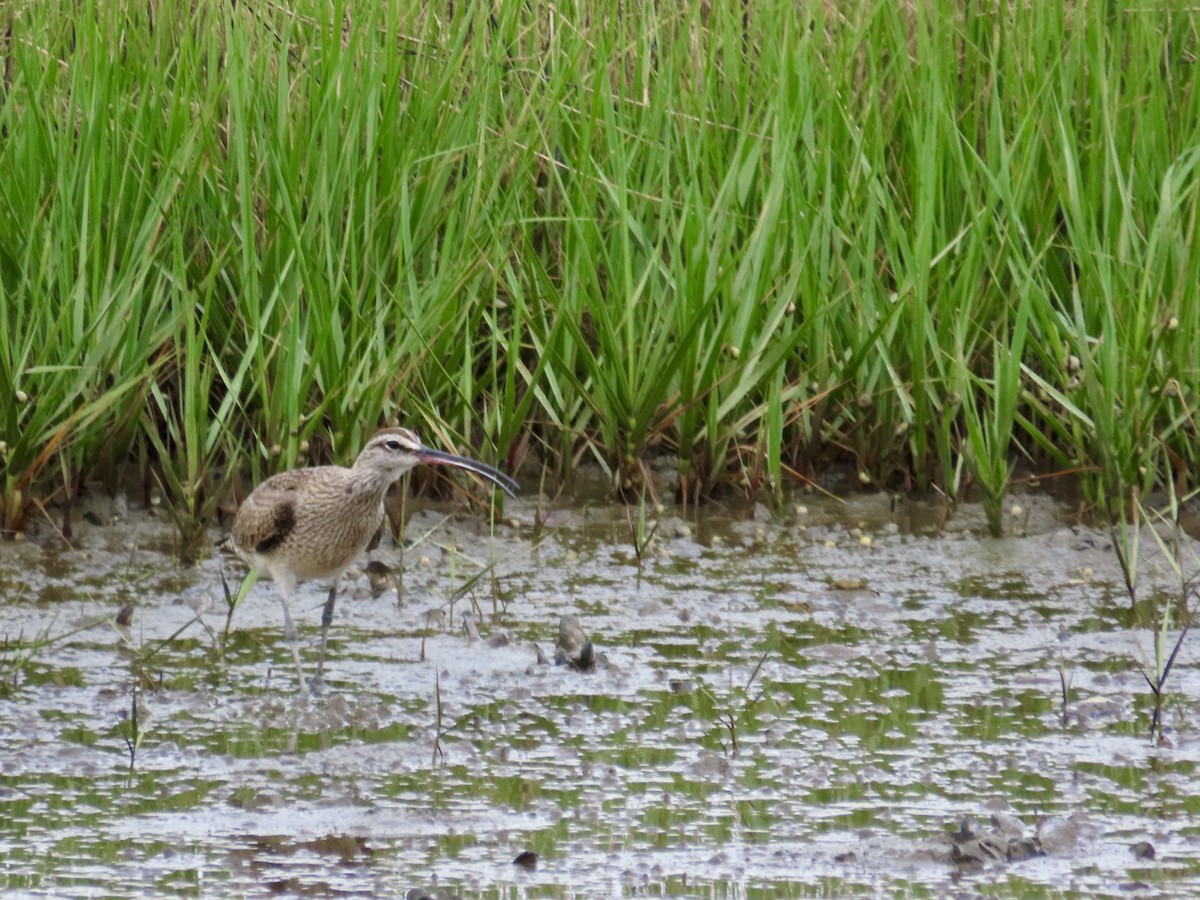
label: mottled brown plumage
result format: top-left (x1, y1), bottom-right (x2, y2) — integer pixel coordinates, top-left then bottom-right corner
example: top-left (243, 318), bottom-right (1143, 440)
top-left (229, 427), bottom-right (518, 693)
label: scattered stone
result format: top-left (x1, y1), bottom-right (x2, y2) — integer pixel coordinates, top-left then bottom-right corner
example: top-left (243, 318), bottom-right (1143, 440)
top-left (951, 818), bottom-right (980, 842)
top-left (80, 490), bottom-right (125, 527)
top-left (1006, 837), bottom-right (1042, 861)
top-left (1130, 841), bottom-right (1155, 860)
top-left (179, 590), bottom-right (215, 615)
top-left (829, 579), bottom-right (868, 591)
top-left (990, 811), bottom-right (1025, 839)
top-left (512, 850), bottom-right (538, 869)
top-left (949, 814), bottom-right (1049, 866)
top-left (365, 560), bottom-right (394, 598)
top-left (691, 751), bottom-right (731, 779)
top-left (1037, 812), bottom-right (1087, 855)
top-left (554, 615), bottom-right (595, 671)
top-left (669, 519), bottom-right (692, 540)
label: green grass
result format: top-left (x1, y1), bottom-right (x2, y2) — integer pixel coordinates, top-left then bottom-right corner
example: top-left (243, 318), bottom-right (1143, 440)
top-left (2, 0), bottom-right (1199, 538)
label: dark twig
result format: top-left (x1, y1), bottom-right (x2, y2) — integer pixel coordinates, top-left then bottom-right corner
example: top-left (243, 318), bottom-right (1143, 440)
top-left (1058, 667), bottom-right (1072, 729)
top-left (1141, 622), bottom-right (1190, 742)
top-left (432, 671), bottom-right (445, 767)
top-left (123, 685), bottom-right (142, 773)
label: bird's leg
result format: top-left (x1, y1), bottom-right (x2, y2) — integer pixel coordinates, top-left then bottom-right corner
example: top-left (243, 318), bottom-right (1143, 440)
top-left (274, 580), bottom-right (307, 695)
top-left (315, 575), bottom-right (340, 683)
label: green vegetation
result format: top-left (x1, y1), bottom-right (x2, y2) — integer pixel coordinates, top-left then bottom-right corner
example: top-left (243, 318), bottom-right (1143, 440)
top-left (2, 0), bottom-right (1198, 542)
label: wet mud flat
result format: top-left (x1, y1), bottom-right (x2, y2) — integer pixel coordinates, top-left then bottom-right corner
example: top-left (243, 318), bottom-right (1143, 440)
top-left (1, 484), bottom-right (1198, 897)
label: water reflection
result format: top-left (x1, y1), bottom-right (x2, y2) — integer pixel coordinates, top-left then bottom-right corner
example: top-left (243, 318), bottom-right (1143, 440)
top-left (0, 490), bottom-right (1198, 896)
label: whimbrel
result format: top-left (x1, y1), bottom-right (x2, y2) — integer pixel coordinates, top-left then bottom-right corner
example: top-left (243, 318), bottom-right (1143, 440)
top-left (229, 427), bottom-right (517, 692)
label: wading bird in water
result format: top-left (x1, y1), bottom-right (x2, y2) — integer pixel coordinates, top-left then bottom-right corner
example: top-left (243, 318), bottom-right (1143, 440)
top-left (228, 427), bottom-right (517, 693)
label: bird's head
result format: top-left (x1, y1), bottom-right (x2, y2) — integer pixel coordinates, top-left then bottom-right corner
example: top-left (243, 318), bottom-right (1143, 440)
top-left (353, 428), bottom-right (518, 496)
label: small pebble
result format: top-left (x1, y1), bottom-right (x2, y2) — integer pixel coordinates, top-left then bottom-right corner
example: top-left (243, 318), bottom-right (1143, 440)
top-left (182, 591), bottom-right (214, 614)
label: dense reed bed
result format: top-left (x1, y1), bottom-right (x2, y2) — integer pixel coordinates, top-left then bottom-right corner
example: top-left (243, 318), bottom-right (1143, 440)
top-left (2, 0), bottom-right (1199, 548)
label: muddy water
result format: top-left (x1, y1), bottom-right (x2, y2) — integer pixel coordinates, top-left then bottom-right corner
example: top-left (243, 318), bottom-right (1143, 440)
top-left (1, 481), bottom-right (1198, 897)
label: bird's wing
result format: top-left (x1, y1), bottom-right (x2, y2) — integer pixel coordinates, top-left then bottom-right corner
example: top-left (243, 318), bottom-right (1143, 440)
top-left (231, 469), bottom-right (311, 555)
top-left (366, 520), bottom-right (385, 552)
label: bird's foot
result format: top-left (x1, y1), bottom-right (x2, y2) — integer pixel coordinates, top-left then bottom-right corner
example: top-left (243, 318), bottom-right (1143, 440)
top-left (306, 673), bottom-right (329, 697)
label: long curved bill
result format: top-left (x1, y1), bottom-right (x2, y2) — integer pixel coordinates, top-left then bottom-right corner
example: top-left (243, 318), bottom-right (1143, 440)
top-left (415, 446), bottom-right (519, 497)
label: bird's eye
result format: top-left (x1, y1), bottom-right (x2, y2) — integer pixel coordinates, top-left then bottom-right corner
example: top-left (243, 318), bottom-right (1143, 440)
top-left (385, 440), bottom-right (403, 451)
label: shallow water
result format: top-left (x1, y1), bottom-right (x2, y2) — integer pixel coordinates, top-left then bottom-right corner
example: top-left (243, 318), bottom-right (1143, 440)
top-left (1, 483), bottom-right (1198, 898)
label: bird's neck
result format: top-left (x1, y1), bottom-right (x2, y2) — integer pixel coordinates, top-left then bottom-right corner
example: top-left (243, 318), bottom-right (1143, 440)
top-left (347, 462), bottom-right (403, 497)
